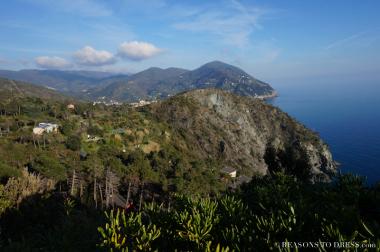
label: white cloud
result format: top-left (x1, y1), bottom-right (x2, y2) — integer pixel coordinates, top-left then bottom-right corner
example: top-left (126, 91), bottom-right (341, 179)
top-left (118, 41), bottom-right (163, 61)
top-left (35, 56), bottom-right (71, 69)
top-left (74, 46), bottom-right (116, 66)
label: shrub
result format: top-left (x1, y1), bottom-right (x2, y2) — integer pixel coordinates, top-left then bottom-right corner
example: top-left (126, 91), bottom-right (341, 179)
top-left (61, 121), bottom-right (75, 136)
top-left (87, 125), bottom-right (103, 136)
top-left (98, 210), bottom-right (161, 251)
top-left (66, 135), bottom-right (81, 151)
top-left (0, 161), bottom-right (21, 181)
top-left (32, 154), bottom-right (66, 181)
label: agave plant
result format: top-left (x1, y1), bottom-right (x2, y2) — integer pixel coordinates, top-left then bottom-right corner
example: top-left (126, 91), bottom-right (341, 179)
top-left (174, 197), bottom-right (219, 249)
top-left (98, 209), bottom-right (161, 251)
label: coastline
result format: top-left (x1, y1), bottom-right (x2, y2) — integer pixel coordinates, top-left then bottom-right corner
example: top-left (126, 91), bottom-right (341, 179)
top-left (257, 90), bottom-right (278, 100)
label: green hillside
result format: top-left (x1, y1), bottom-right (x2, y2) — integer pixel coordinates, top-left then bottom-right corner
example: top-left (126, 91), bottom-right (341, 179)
top-left (0, 84), bottom-right (378, 251)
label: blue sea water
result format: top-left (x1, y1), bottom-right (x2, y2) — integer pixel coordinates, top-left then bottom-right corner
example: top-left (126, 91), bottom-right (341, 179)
top-left (268, 80), bottom-right (380, 184)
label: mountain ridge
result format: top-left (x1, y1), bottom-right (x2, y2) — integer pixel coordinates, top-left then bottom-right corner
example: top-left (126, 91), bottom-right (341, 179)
top-left (0, 69), bottom-right (127, 95)
top-left (86, 61), bottom-right (276, 102)
top-left (0, 61), bottom-right (275, 102)
top-left (0, 77), bottom-right (69, 101)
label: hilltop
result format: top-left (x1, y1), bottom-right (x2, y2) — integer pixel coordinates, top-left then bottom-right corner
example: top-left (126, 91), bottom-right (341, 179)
top-left (0, 77), bottom-right (68, 101)
top-left (0, 69), bottom-right (126, 95)
top-left (89, 67), bottom-right (188, 101)
top-left (0, 61), bottom-right (275, 102)
top-left (87, 61), bottom-right (275, 102)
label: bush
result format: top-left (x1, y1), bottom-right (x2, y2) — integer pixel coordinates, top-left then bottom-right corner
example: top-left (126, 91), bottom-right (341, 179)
top-left (98, 210), bottom-right (161, 251)
top-left (97, 174), bottom-right (380, 251)
top-left (32, 154), bottom-right (66, 181)
top-left (0, 161), bottom-right (21, 181)
top-left (66, 135), bottom-right (81, 151)
top-left (87, 125), bottom-right (103, 136)
top-left (61, 121), bottom-right (75, 136)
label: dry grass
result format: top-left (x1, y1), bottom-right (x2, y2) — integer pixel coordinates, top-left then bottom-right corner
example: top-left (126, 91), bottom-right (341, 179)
top-left (141, 141), bottom-right (160, 153)
top-left (4, 168), bottom-right (55, 208)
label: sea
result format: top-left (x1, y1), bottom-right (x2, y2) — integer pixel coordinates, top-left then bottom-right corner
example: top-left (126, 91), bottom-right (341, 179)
top-left (268, 79), bottom-right (380, 184)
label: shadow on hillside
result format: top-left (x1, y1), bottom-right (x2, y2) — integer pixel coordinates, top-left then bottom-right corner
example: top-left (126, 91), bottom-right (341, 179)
top-left (0, 191), bottom-right (104, 252)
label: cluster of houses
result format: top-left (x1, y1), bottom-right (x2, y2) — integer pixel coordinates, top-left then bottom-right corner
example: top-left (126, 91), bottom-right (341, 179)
top-left (93, 98), bottom-right (122, 106)
top-left (91, 97), bottom-right (159, 108)
top-left (33, 123), bottom-right (59, 135)
top-left (129, 100), bottom-right (157, 108)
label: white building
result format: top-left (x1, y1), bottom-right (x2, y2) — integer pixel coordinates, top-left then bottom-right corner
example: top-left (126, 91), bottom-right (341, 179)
top-left (33, 127), bottom-right (45, 135)
top-left (33, 123), bottom-right (59, 135)
top-left (130, 100), bottom-right (157, 108)
top-left (221, 166), bottom-right (237, 178)
top-left (67, 104), bottom-right (75, 110)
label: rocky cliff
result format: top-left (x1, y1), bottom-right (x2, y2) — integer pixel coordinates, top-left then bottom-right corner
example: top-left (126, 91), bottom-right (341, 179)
top-left (150, 88), bottom-right (336, 182)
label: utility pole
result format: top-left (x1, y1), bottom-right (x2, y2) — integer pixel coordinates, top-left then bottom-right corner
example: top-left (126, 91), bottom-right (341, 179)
top-left (139, 182), bottom-right (144, 212)
top-left (105, 171), bottom-right (109, 208)
top-left (126, 181), bottom-right (131, 206)
top-left (94, 176), bottom-right (97, 209)
top-left (43, 134), bottom-right (46, 149)
top-left (71, 170), bottom-right (76, 196)
top-left (98, 184), bottom-right (104, 209)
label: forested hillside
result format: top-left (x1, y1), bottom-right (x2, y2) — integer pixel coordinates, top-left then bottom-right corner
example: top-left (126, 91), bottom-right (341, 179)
top-left (0, 83), bottom-right (378, 251)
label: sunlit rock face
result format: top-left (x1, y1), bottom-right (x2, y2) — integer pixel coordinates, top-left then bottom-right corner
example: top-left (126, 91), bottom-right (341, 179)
top-left (151, 88), bottom-right (337, 182)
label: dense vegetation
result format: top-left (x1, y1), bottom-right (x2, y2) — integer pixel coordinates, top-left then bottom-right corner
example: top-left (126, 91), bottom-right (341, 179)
top-left (0, 88), bottom-right (226, 198)
top-left (0, 80), bottom-right (378, 251)
top-left (98, 173), bottom-right (380, 251)
top-left (0, 81), bottom-right (328, 203)
top-left (0, 173), bottom-right (379, 251)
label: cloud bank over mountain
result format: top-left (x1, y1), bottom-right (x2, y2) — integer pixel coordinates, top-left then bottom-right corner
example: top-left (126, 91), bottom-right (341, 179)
top-left (34, 41), bottom-right (162, 69)
top-left (35, 56), bottom-right (72, 69)
top-left (118, 41), bottom-right (163, 61)
top-left (74, 46), bottom-right (116, 66)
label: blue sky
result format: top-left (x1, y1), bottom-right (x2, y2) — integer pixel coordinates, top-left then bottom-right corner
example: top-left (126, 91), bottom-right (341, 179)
top-left (0, 0), bottom-right (379, 83)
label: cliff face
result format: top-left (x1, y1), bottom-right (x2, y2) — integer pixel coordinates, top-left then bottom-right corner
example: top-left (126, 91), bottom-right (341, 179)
top-left (151, 89), bottom-right (336, 182)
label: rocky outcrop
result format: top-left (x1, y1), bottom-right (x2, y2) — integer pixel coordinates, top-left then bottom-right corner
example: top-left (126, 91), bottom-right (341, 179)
top-left (151, 88), bottom-right (337, 182)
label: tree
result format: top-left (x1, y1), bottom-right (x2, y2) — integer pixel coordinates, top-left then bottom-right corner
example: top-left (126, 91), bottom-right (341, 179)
top-left (0, 161), bottom-right (21, 182)
top-left (61, 121), bottom-right (75, 136)
top-left (32, 154), bottom-right (66, 181)
top-left (66, 135), bottom-right (81, 151)
top-left (87, 125), bottom-right (103, 136)
top-left (124, 150), bottom-right (156, 182)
